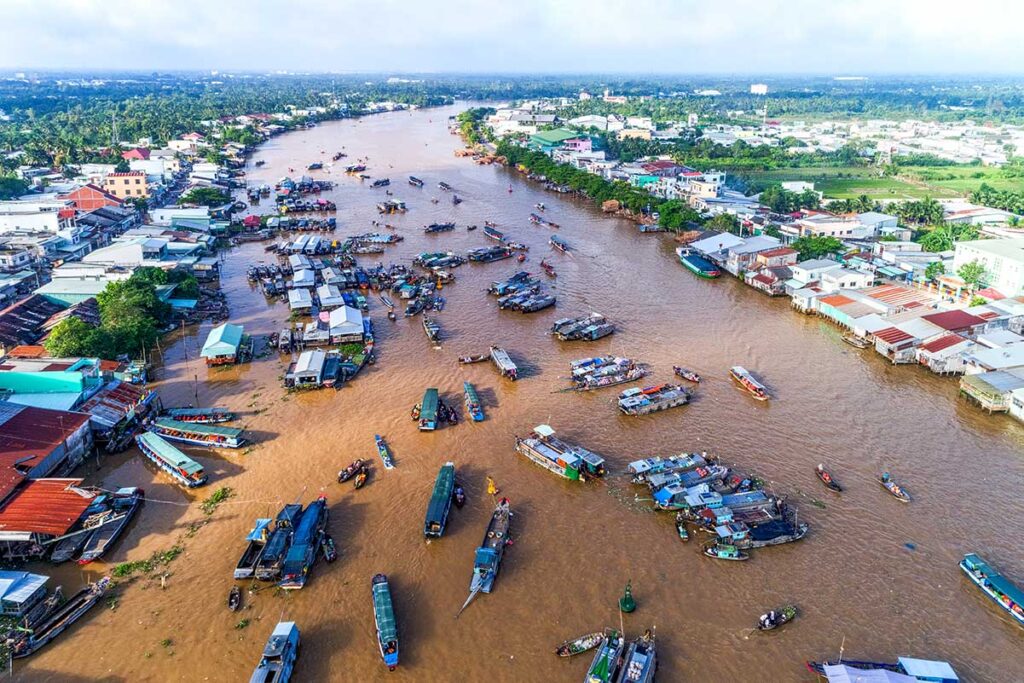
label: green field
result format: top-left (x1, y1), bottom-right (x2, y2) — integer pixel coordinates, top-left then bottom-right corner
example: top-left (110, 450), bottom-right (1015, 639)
top-left (900, 166), bottom-right (1024, 194)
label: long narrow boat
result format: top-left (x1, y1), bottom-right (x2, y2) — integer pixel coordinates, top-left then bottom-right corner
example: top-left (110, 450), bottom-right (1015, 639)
top-left (234, 518), bottom-right (273, 579)
top-left (376, 434), bottom-right (395, 469)
top-left (469, 498), bottom-right (511, 595)
top-left (423, 316), bottom-right (441, 345)
top-left (373, 574), bottom-right (400, 671)
top-left (150, 417), bottom-right (245, 449)
top-left (585, 630), bottom-right (625, 683)
top-left (513, 424), bottom-right (606, 481)
top-left (483, 225), bottom-right (505, 242)
top-left (729, 366), bottom-right (769, 401)
top-left (424, 462), bottom-right (456, 538)
top-left (675, 247), bottom-right (721, 278)
top-left (249, 621), bottom-right (300, 683)
top-left (418, 388), bottom-right (439, 431)
top-left (255, 504), bottom-right (304, 581)
top-left (959, 553), bottom-right (1024, 628)
top-left (77, 487), bottom-right (144, 564)
top-left (555, 631), bottom-right (604, 658)
top-left (616, 630), bottom-right (657, 683)
top-left (628, 453), bottom-right (710, 483)
top-left (463, 381), bottom-right (485, 421)
top-left (618, 384), bottom-right (691, 416)
top-left (12, 577), bottom-right (111, 658)
top-left (805, 657), bottom-right (959, 681)
top-left (550, 235), bottom-right (570, 253)
top-left (489, 346), bottom-right (518, 380)
top-left (136, 432), bottom-right (209, 487)
top-left (408, 176), bottom-right (424, 187)
top-left (279, 495), bottom-right (328, 590)
top-left (878, 474), bottom-right (911, 503)
top-left (163, 407), bottom-right (236, 424)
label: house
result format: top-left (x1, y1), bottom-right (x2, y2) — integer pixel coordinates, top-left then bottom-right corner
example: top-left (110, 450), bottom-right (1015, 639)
top-left (753, 247), bottom-right (798, 269)
top-left (291, 268), bottom-right (316, 289)
top-left (745, 266), bottom-right (792, 296)
top-left (916, 333), bottom-right (973, 374)
top-left (856, 211), bottom-right (899, 232)
top-left (200, 323), bottom-right (244, 366)
top-left (723, 236), bottom-right (783, 276)
top-left (316, 284), bottom-right (346, 310)
top-left (287, 288), bottom-right (313, 313)
top-left (959, 367), bottom-right (1024, 412)
top-left (819, 267), bottom-right (874, 292)
top-left (0, 478), bottom-right (98, 560)
top-left (942, 201), bottom-right (1020, 226)
top-left (919, 310), bottom-right (987, 337)
top-left (329, 306), bottom-right (364, 343)
top-left (953, 238), bottom-right (1024, 297)
top-left (285, 349), bottom-right (326, 388)
top-left (528, 128), bottom-right (582, 154)
top-left (0, 200), bottom-right (77, 235)
top-left (786, 258), bottom-right (842, 292)
top-left (962, 344), bottom-right (1024, 374)
top-left (120, 147), bottom-right (150, 161)
top-left (57, 184), bottom-right (124, 212)
top-left (103, 171), bottom-right (148, 200)
top-left (149, 207), bottom-right (209, 226)
top-left (0, 402), bottom-right (94, 478)
top-left (0, 570), bottom-right (48, 616)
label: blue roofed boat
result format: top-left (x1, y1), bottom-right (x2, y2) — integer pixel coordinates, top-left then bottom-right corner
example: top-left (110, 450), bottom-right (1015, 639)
top-left (458, 498), bottom-right (512, 616)
top-left (675, 247), bottom-right (721, 279)
top-left (463, 382), bottom-right (484, 422)
top-left (372, 574), bottom-right (399, 671)
top-left (424, 462), bottom-right (455, 538)
top-left (628, 453), bottom-right (710, 483)
top-left (249, 621), bottom-right (300, 683)
top-left (255, 504), bottom-right (304, 581)
top-left (960, 553), bottom-right (1024, 628)
top-left (234, 518), bottom-right (273, 579)
top-left (279, 496), bottom-right (328, 590)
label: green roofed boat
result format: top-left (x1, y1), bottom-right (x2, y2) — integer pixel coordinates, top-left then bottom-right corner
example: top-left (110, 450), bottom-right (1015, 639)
top-left (960, 553), bottom-right (1024, 628)
top-left (585, 629), bottom-right (625, 683)
top-left (150, 418), bottom-right (245, 449)
top-left (372, 574), bottom-right (399, 671)
top-left (675, 247), bottom-right (721, 279)
top-left (136, 431), bottom-right (208, 488)
top-left (424, 462), bottom-right (455, 538)
top-left (417, 388), bottom-right (439, 431)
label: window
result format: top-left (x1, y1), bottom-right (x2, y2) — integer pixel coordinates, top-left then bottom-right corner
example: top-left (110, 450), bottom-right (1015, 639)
top-left (135, 179), bottom-right (140, 184)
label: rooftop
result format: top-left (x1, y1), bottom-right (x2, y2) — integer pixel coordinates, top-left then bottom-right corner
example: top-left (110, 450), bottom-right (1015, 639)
top-left (956, 237), bottom-right (1024, 262)
top-left (0, 478), bottom-right (95, 537)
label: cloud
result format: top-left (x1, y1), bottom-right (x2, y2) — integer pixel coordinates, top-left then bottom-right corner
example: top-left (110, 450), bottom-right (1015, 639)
top-left (1, 0), bottom-right (1022, 73)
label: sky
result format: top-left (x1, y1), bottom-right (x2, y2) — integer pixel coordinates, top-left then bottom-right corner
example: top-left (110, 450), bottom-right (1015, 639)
top-left (2, 0), bottom-right (1023, 74)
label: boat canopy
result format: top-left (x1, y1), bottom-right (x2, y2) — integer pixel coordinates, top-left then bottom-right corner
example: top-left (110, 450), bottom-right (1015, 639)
top-left (897, 658), bottom-right (959, 682)
top-left (421, 388), bottom-right (439, 420)
top-left (821, 665), bottom-right (917, 683)
top-left (373, 581), bottom-right (397, 642)
top-left (474, 547), bottom-right (497, 567)
top-left (137, 432), bottom-right (204, 476)
top-left (246, 518), bottom-right (273, 542)
top-left (166, 407), bottom-right (232, 418)
top-left (963, 553), bottom-right (1024, 607)
top-left (425, 464), bottom-right (455, 527)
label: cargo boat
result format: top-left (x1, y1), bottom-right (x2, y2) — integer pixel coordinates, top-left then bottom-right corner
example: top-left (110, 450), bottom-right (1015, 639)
top-left (729, 366), bottom-right (769, 401)
top-left (424, 462), bottom-right (456, 538)
top-left (373, 574), bottom-right (400, 670)
top-left (418, 388), bottom-right (439, 430)
top-left (77, 487), bottom-right (143, 564)
top-left (463, 381), bottom-right (485, 421)
top-left (585, 630), bottom-right (625, 683)
top-left (469, 498), bottom-right (511, 596)
top-left (489, 346), bottom-right (518, 380)
top-left (618, 384), bottom-right (691, 416)
top-left (163, 407), bottom-right (235, 424)
top-left (483, 225), bottom-right (505, 241)
top-left (628, 453), bottom-right (710, 483)
top-left (423, 316), bottom-right (441, 344)
top-left (255, 504), bottom-right (304, 581)
top-left (136, 432), bottom-right (208, 488)
top-left (467, 245), bottom-right (514, 262)
top-left (550, 235), bottom-right (569, 253)
top-left (11, 577), bottom-right (111, 658)
top-left (424, 222), bottom-right (456, 233)
top-left (280, 495), bottom-right (328, 589)
top-left (960, 553), bottom-right (1024, 627)
top-left (675, 247), bottom-right (721, 278)
top-left (249, 621), bottom-right (300, 683)
top-left (618, 630), bottom-right (657, 683)
top-left (234, 518), bottom-right (273, 579)
top-left (513, 424), bottom-right (606, 481)
top-left (150, 417), bottom-right (245, 448)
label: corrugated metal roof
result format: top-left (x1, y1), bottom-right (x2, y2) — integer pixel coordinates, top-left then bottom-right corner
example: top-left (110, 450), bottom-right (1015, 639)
top-left (920, 310), bottom-right (986, 331)
top-left (919, 333), bottom-right (967, 354)
top-left (76, 380), bottom-right (148, 427)
top-left (862, 284), bottom-right (931, 308)
top-left (0, 403), bottom-right (90, 462)
top-left (0, 478), bottom-right (95, 536)
top-left (820, 294), bottom-right (855, 307)
top-left (874, 327), bottom-right (914, 345)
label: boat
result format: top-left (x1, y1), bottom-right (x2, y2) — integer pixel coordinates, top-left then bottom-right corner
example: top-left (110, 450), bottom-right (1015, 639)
top-left (585, 630), bottom-right (625, 683)
top-left (550, 235), bottom-right (569, 253)
top-left (540, 259), bottom-right (556, 278)
top-left (249, 621), bottom-right (300, 683)
top-left (417, 388), bottom-right (439, 431)
top-left (463, 381), bottom-right (485, 421)
top-left (675, 512), bottom-right (689, 541)
top-left (616, 630), bottom-right (656, 683)
top-left (452, 194), bottom-right (463, 205)
top-left (409, 176), bottom-right (424, 187)
top-left (757, 605), bottom-right (796, 631)
top-left (672, 366), bottom-right (701, 383)
top-left (484, 221), bottom-right (498, 228)
top-left (77, 487), bottom-right (144, 564)
top-left (535, 203), bottom-right (545, 211)
top-left (628, 453), bottom-right (711, 483)
top-left (11, 577), bottom-right (111, 658)
top-left (234, 518), bottom-right (273, 579)
top-left (552, 313), bottom-right (608, 340)
top-left (136, 432), bottom-right (208, 488)
top-left (618, 384), bottom-right (691, 416)
top-left (879, 473), bottom-right (910, 503)
top-left (513, 424), bottom-right (606, 481)
top-left (459, 353), bottom-right (489, 364)
top-left (960, 552), bottom-right (1024, 627)
top-left (675, 247), bottom-right (721, 278)
top-left (372, 574), bottom-right (400, 670)
top-left (149, 417), bottom-right (245, 448)
top-left (424, 462), bottom-right (456, 538)
top-left (424, 222), bottom-right (456, 233)
top-left (228, 586), bottom-right (242, 611)
top-left (555, 631), bottom-right (604, 657)
top-left (483, 225), bottom-right (505, 242)
top-left (467, 245), bottom-right (515, 262)
top-left (320, 534), bottom-right (338, 562)
top-left (255, 504), bottom-right (304, 581)
top-left (376, 435), bottom-right (395, 468)
top-left (372, 178), bottom-right (390, 188)
top-left (338, 459), bottom-right (365, 482)
top-left (380, 294), bottom-right (395, 308)
top-left (354, 471), bottom-right (368, 489)
top-left (467, 224), bottom-right (478, 231)
top-left (489, 346), bottom-right (518, 380)
top-left (729, 366), bottom-right (769, 401)
top-left (815, 464), bottom-right (842, 492)
top-left (163, 407), bottom-right (236, 423)
top-left (279, 495), bottom-right (327, 590)
top-left (702, 541), bottom-right (749, 561)
top-left (423, 316), bottom-right (441, 344)
top-left (575, 366), bottom-right (649, 391)
top-left (438, 181), bottom-right (453, 192)
top-left (805, 657), bottom-right (959, 681)
top-left (467, 498), bottom-right (512, 597)
top-left (307, 162), bottom-right (323, 170)
top-left (842, 333), bottom-right (871, 349)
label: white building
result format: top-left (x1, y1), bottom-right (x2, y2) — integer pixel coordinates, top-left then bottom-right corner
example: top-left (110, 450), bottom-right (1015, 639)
top-left (750, 84), bottom-right (769, 96)
top-left (953, 238), bottom-right (1024, 297)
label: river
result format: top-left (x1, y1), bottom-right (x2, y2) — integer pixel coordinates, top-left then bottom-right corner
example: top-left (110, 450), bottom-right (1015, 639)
top-left (19, 104), bottom-right (1024, 682)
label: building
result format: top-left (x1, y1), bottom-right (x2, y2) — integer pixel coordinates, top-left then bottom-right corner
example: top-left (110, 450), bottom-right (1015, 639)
top-left (121, 147), bottom-right (150, 161)
top-left (103, 171), bottom-right (149, 200)
top-left (329, 306), bottom-right (364, 343)
top-left (57, 184), bottom-right (125, 212)
top-left (200, 323), bottom-right (244, 366)
top-left (0, 200), bottom-right (77, 235)
top-left (285, 349), bottom-right (326, 388)
top-left (316, 284), bottom-right (346, 310)
top-left (287, 288), bottom-right (313, 313)
top-left (750, 84), bottom-right (768, 96)
top-left (528, 129), bottom-right (582, 154)
top-left (0, 570), bottom-right (48, 616)
top-left (953, 238), bottom-right (1024, 297)
top-left (0, 402), bottom-right (94, 478)
top-left (0, 478), bottom-right (97, 559)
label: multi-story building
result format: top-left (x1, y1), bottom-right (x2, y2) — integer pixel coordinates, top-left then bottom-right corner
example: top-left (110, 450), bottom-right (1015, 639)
top-left (953, 238), bottom-right (1024, 296)
top-left (103, 171), bottom-right (149, 200)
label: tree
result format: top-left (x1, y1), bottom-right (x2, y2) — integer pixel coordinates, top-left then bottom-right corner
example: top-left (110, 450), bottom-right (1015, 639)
top-left (924, 261), bottom-right (946, 281)
top-left (969, 295), bottom-right (988, 306)
top-left (43, 317), bottom-right (95, 357)
top-left (0, 176), bottom-right (28, 200)
top-left (791, 235), bottom-right (845, 261)
top-left (179, 187), bottom-right (229, 207)
top-left (705, 213), bottom-right (741, 235)
top-left (114, 158), bottom-right (130, 173)
top-left (957, 260), bottom-right (988, 288)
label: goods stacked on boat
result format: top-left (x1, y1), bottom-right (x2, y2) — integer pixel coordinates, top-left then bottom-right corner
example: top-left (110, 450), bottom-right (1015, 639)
top-left (570, 356), bottom-right (649, 391)
top-left (618, 383), bottom-right (691, 416)
top-left (551, 313), bottom-right (614, 341)
top-left (487, 270), bottom-right (555, 313)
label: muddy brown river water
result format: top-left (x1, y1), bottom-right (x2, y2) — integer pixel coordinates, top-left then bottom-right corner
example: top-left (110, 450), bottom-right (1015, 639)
top-left (19, 104), bottom-right (1024, 682)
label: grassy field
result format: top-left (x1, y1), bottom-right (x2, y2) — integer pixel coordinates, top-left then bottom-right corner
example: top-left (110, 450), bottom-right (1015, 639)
top-left (900, 166), bottom-right (1024, 194)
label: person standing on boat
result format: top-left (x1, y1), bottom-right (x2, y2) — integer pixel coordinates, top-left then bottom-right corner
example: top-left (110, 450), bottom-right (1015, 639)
top-left (487, 477), bottom-right (499, 496)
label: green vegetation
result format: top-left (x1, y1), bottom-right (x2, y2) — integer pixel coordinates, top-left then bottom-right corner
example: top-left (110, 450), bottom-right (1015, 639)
top-left (917, 223), bottom-right (979, 252)
top-left (969, 183), bottom-right (1024, 213)
top-left (958, 260), bottom-right (988, 288)
top-left (925, 261), bottom-right (946, 281)
top-left (179, 186), bottom-right (230, 207)
top-left (112, 545), bottom-right (184, 578)
top-left (200, 487), bottom-right (234, 515)
top-left (792, 236), bottom-right (846, 261)
top-left (758, 185), bottom-right (821, 212)
top-left (456, 108), bottom-right (496, 145)
top-left (0, 175), bottom-right (28, 200)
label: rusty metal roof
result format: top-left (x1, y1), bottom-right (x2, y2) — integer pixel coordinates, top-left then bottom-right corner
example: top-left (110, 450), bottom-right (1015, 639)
top-left (0, 404), bottom-right (90, 463)
top-left (921, 310), bottom-right (986, 332)
top-left (874, 327), bottom-right (914, 346)
top-left (919, 333), bottom-right (967, 354)
top-left (0, 478), bottom-right (95, 536)
top-left (819, 294), bottom-right (855, 307)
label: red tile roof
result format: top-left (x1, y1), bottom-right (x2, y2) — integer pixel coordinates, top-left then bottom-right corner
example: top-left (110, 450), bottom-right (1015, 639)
top-left (919, 333), bottom-right (967, 354)
top-left (874, 327), bottom-right (914, 345)
top-left (975, 287), bottom-right (1006, 301)
top-left (0, 478), bottom-right (95, 536)
top-left (758, 247), bottom-right (798, 258)
top-left (921, 310), bottom-right (986, 331)
top-left (121, 148), bottom-right (150, 161)
top-left (106, 171), bottom-right (145, 178)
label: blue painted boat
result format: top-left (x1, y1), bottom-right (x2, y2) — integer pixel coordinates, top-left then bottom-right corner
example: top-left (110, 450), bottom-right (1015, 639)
top-left (249, 621), bottom-right (300, 683)
top-left (458, 498), bottom-right (512, 615)
top-left (279, 495), bottom-right (327, 590)
top-left (616, 630), bottom-right (657, 683)
top-left (376, 434), bottom-right (395, 468)
top-left (424, 462), bottom-right (455, 538)
top-left (960, 553), bottom-right (1024, 628)
top-left (463, 382), bottom-right (484, 422)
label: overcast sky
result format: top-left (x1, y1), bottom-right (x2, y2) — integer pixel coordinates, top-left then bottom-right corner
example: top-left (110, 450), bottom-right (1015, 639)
top-left (2, 0), bottom-right (1022, 74)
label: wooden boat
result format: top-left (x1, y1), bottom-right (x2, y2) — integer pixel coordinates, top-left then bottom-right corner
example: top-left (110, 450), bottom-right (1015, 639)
top-left (483, 225), bottom-right (505, 241)
top-left (467, 224), bottom-right (478, 231)
top-left (554, 631), bottom-right (604, 657)
top-left (675, 512), bottom-right (689, 541)
top-left (618, 384), bottom-right (691, 416)
top-left (150, 417), bottom-right (245, 448)
top-left (702, 541), bottom-right (749, 561)
top-left (675, 247), bottom-right (721, 278)
top-left (379, 294), bottom-right (394, 308)
top-left (424, 222), bottom-right (456, 233)
top-left (164, 407), bottom-right (235, 424)
top-left (320, 534), bottom-right (338, 562)
top-left (549, 235), bottom-right (569, 253)
top-left (438, 181), bottom-right (453, 192)
top-left (255, 504), bottom-right (304, 581)
top-left (234, 518), bottom-right (273, 579)
top-left (11, 577), bottom-right (111, 658)
top-left (371, 178), bottom-right (390, 188)
top-left (418, 388), bottom-right (439, 431)
top-left (757, 605), bottom-right (796, 631)
top-left (408, 176), bottom-right (424, 187)
top-left (842, 333), bottom-right (871, 349)
top-left (459, 353), bottom-right (488, 364)
top-left (136, 432), bottom-right (208, 488)
top-left (468, 498), bottom-right (511, 595)
top-left (514, 424), bottom-right (606, 481)
top-left (279, 496), bottom-right (327, 590)
top-left (249, 621), bottom-right (300, 683)
top-left (879, 473), bottom-right (910, 502)
top-left (539, 259), bottom-right (556, 278)
top-left (616, 630), bottom-right (656, 683)
top-left (815, 464), bottom-right (842, 492)
top-left (673, 366), bottom-right (701, 383)
top-left (228, 586), bottom-right (242, 611)
top-left (353, 471), bottom-right (368, 489)
top-left (77, 487), bottom-right (144, 565)
top-left (729, 366), bottom-right (769, 401)
top-left (464, 381), bottom-right (485, 421)
top-left (338, 459), bottom-right (365, 482)
top-left (453, 483), bottom-right (466, 508)
top-left (372, 574), bottom-right (400, 671)
top-left (585, 630), bottom-right (625, 683)
top-left (489, 346), bottom-right (518, 380)
top-left (424, 462), bottom-right (456, 538)
top-left (376, 435), bottom-right (395, 469)
top-left (423, 316), bottom-right (441, 344)
top-left (960, 552), bottom-right (1024, 628)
